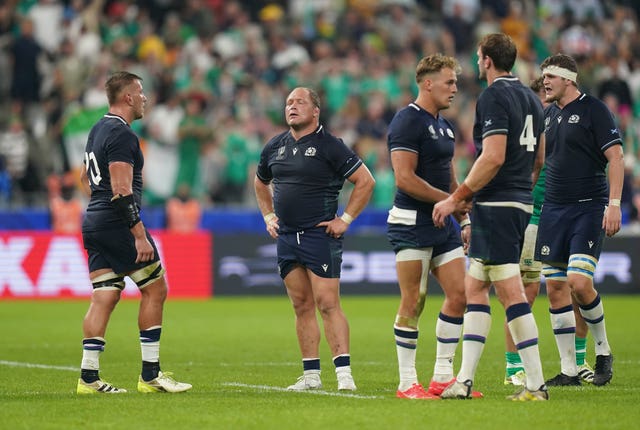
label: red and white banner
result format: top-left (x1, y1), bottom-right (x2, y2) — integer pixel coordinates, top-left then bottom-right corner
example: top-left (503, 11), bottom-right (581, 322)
top-left (0, 231), bottom-right (212, 298)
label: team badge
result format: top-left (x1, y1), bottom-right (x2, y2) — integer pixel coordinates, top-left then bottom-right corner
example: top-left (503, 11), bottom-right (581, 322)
top-left (446, 128), bottom-right (454, 138)
top-left (428, 125), bottom-right (438, 140)
top-left (540, 245), bottom-right (550, 256)
top-left (568, 114), bottom-right (580, 124)
top-left (305, 147), bottom-right (317, 156)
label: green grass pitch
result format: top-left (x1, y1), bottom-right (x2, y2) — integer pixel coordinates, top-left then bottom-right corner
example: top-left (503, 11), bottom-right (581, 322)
top-left (1, 294), bottom-right (639, 429)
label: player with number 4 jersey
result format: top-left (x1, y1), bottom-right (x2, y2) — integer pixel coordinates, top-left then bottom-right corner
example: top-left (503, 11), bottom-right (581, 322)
top-left (470, 76), bottom-right (543, 207)
top-left (433, 33), bottom-right (547, 401)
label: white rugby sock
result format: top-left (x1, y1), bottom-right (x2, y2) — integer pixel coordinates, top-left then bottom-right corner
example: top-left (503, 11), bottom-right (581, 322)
top-left (457, 306), bottom-right (491, 383)
top-left (550, 306), bottom-right (577, 376)
top-left (432, 314), bottom-right (463, 383)
top-left (394, 325), bottom-right (418, 391)
top-left (579, 295), bottom-right (611, 356)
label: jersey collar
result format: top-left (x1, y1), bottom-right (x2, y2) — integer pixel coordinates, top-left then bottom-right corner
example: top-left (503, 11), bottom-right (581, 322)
top-left (288, 124), bottom-right (324, 144)
top-left (104, 113), bottom-right (129, 126)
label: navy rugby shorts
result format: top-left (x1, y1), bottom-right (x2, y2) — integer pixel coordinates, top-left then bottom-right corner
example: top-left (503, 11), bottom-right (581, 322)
top-left (535, 201), bottom-right (605, 264)
top-left (83, 226), bottom-right (161, 274)
top-left (468, 203), bottom-right (530, 265)
top-left (277, 227), bottom-right (342, 279)
top-left (387, 220), bottom-right (462, 255)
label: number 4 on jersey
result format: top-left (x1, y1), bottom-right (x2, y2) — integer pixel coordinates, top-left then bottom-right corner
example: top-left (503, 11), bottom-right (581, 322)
top-left (519, 114), bottom-right (537, 152)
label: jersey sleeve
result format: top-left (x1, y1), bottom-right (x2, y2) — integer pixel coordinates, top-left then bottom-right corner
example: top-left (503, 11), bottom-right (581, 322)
top-left (591, 100), bottom-right (623, 152)
top-left (477, 89), bottom-right (509, 138)
top-left (327, 137), bottom-right (362, 179)
top-left (387, 110), bottom-right (423, 154)
top-left (106, 127), bottom-right (138, 165)
top-left (256, 137), bottom-right (276, 183)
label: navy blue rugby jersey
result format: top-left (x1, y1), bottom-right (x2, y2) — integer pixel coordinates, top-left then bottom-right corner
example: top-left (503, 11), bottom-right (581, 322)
top-left (543, 93), bottom-right (622, 204)
top-left (82, 114), bottom-right (144, 231)
top-left (256, 125), bottom-right (362, 232)
top-left (472, 76), bottom-right (544, 203)
top-left (387, 102), bottom-right (455, 225)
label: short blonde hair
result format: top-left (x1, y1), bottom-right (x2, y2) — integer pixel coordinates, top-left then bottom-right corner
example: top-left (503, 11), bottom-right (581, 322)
top-left (105, 71), bottom-right (143, 105)
top-left (416, 54), bottom-right (461, 84)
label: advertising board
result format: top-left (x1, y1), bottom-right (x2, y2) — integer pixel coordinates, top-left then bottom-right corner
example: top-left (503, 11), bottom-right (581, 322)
top-left (0, 231), bottom-right (212, 298)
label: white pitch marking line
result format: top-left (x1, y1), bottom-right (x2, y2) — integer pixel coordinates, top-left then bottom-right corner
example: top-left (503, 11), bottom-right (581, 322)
top-left (0, 360), bottom-right (78, 371)
top-left (219, 361), bottom-right (385, 367)
top-left (223, 382), bottom-right (384, 399)
top-left (219, 362), bottom-right (299, 367)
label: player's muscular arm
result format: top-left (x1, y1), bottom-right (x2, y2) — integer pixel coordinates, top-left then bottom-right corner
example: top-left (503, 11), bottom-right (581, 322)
top-left (603, 144), bottom-right (624, 237)
top-left (110, 161), bottom-right (134, 196)
top-left (449, 166), bottom-right (470, 222)
top-left (463, 134), bottom-right (505, 192)
top-left (109, 161), bottom-right (153, 262)
top-left (254, 176), bottom-right (279, 239)
top-left (342, 163), bottom-right (375, 218)
top-left (449, 166), bottom-right (471, 247)
top-left (321, 163), bottom-right (375, 237)
top-left (432, 135), bottom-right (505, 227)
top-left (79, 165), bottom-right (91, 197)
top-left (391, 150), bottom-right (449, 203)
top-left (254, 176), bottom-right (275, 217)
top-left (532, 134), bottom-right (545, 186)
top-left (448, 164), bottom-right (460, 193)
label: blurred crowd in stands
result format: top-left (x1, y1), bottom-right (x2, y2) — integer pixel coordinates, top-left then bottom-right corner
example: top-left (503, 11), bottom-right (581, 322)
top-left (1, 0), bottom-right (640, 230)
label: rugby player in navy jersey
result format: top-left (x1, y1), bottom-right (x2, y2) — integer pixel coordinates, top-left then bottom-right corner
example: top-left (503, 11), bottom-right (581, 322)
top-left (386, 53), bottom-right (482, 400)
top-left (504, 77), bottom-right (595, 387)
top-left (433, 33), bottom-right (548, 401)
top-left (77, 72), bottom-right (191, 394)
top-left (254, 87), bottom-right (375, 391)
top-left (535, 54), bottom-right (621, 387)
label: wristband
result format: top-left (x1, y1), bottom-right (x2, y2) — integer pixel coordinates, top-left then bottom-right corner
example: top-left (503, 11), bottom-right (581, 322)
top-left (111, 193), bottom-right (141, 228)
top-left (263, 212), bottom-right (276, 223)
top-left (340, 212), bottom-right (354, 225)
top-left (459, 218), bottom-right (471, 229)
top-left (609, 199), bottom-right (621, 207)
top-left (452, 182), bottom-right (474, 202)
